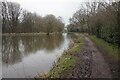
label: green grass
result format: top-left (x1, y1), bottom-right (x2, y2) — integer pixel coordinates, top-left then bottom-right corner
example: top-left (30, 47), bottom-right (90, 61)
top-left (48, 54), bottom-right (78, 78)
top-left (70, 37), bottom-right (84, 53)
top-left (41, 33), bottom-right (84, 78)
top-left (89, 35), bottom-right (119, 60)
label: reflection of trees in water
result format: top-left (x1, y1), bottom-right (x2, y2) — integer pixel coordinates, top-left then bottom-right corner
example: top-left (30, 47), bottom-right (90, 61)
top-left (0, 36), bottom-right (2, 53)
top-left (21, 34), bottom-right (64, 56)
top-left (2, 36), bottom-right (22, 65)
top-left (2, 34), bottom-right (64, 65)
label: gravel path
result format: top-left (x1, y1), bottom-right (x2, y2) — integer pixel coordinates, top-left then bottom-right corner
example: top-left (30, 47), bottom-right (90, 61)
top-left (72, 36), bottom-right (112, 78)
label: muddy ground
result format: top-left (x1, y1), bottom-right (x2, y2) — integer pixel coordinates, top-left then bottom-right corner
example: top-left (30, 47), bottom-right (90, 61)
top-left (72, 36), bottom-right (119, 78)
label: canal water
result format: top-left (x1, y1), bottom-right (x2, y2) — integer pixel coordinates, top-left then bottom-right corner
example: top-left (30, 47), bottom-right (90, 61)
top-left (2, 33), bottom-right (71, 78)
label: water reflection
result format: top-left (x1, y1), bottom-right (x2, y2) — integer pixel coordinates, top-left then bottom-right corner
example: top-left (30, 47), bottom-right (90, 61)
top-left (2, 33), bottom-right (70, 78)
top-left (2, 34), bottom-right (63, 65)
top-left (2, 36), bottom-right (22, 65)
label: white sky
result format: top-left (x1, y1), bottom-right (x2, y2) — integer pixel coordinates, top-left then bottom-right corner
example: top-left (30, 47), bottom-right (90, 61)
top-left (5, 0), bottom-right (88, 25)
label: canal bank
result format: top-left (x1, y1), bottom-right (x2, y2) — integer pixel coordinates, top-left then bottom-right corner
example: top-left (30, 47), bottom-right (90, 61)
top-left (37, 33), bottom-right (119, 78)
top-left (37, 33), bottom-right (84, 78)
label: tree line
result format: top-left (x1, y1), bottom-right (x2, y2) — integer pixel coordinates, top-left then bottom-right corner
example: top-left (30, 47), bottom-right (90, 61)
top-left (67, 1), bottom-right (120, 47)
top-left (0, 1), bottom-right (64, 34)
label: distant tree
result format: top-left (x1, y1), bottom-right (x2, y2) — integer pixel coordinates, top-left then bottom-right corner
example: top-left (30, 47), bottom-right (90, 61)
top-left (1, 1), bottom-right (9, 33)
top-left (43, 14), bottom-right (56, 34)
top-left (0, 2), bottom-right (2, 33)
top-left (43, 14), bottom-right (64, 35)
top-left (55, 16), bottom-right (64, 32)
top-left (1, 1), bottom-right (64, 34)
top-left (21, 10), bottom-right (34, 33)
top-left (7, 2), bottom-right (21, 33)
top-left (68, 1), bottom-right (120, 47)
top-left (1, 1), bottom-right (21, 33)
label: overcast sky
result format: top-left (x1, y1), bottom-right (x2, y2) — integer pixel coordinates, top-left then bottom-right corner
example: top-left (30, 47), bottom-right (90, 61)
top-left (5, 0), bottom-right (89, 25)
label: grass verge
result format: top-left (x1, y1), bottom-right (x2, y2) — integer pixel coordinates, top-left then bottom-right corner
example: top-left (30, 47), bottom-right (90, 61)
top-left (38, 33), bottom-right (84, 78)
top-left (88, 35), bottom-right (119, 60)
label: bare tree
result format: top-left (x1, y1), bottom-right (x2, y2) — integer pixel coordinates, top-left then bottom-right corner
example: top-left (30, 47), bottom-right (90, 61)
top-left (7, 2), bottom-right (21, 33)
top-left (1, 1), bottom-right (21, 33)
top-left (68, 1), bottom-right (120, 47)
